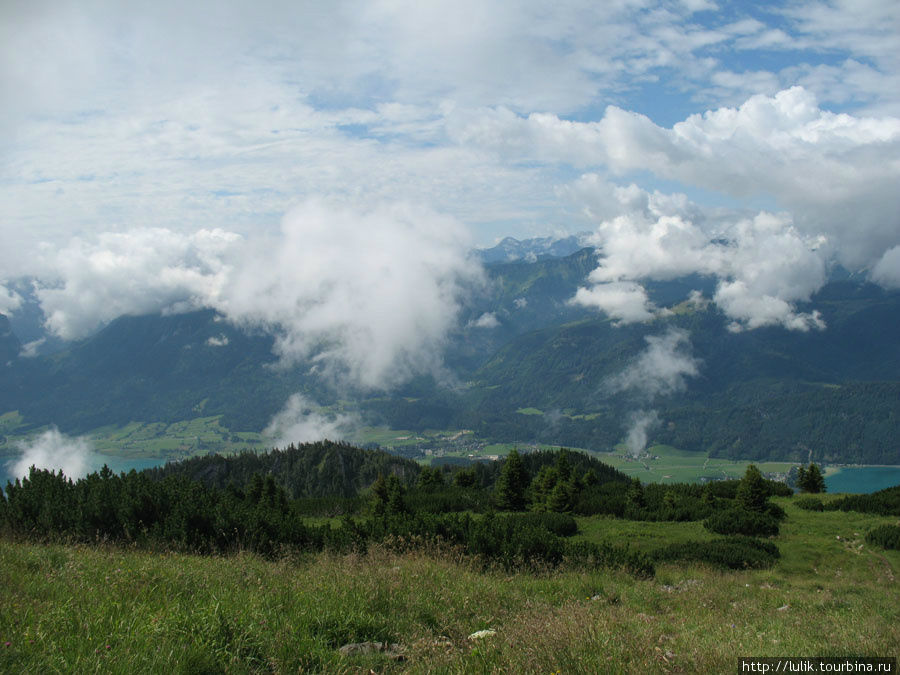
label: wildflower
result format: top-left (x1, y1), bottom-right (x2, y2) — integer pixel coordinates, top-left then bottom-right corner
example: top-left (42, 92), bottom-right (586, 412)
top-left (4, 641), bottom-right (10, 647)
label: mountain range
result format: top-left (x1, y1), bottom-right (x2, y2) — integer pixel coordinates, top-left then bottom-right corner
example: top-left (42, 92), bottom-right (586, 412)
top-left (2, 243), bottom-right (899, 465)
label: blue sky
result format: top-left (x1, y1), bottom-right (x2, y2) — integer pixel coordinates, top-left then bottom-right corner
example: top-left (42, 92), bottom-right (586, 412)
top-left (0, 0), bottom-right (899, 365)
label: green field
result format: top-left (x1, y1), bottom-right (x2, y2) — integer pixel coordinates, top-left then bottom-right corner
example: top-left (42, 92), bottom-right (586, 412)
top-left (1, 497), bottom-right (898, 673)
top-left (596, 444), bottom-right (797, 484)
top-left (0, 415), bottom-right (267, 464)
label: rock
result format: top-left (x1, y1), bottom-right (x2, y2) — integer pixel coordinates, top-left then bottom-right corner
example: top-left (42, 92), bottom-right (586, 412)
top-left (338, 642), bottom-right (405, 661)
top-left (467, 629), bottom-right (497, 640)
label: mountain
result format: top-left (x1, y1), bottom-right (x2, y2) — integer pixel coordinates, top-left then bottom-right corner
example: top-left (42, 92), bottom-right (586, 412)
top-left (477, 234), bottom-right (590, 263)
top-left (0, 315), bottom-right (20, 366)
top-left (1, 250), bottom-right (899, 464)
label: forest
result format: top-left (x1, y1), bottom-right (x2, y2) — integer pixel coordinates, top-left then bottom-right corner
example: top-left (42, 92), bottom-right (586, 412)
top-left (7, 441), bottom-right (886, 578)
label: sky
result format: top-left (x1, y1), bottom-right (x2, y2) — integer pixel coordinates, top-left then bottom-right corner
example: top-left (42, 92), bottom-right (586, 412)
top-left (1, 0), bottom-right (900, 389)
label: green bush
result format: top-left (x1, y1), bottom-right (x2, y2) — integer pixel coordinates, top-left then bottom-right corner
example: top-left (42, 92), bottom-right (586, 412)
top-left (795, 496), bottom-right (824, 511)
top-left (653, 536), bottom-right (780, 570)
top-left (865, 524), bottom-right (900, 550)
top-left (704, 507), bottom-right (779, 537)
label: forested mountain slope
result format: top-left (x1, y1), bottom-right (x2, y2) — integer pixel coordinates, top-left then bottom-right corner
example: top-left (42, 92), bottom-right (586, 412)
top-left (1, 249), bottom-right (898, 463)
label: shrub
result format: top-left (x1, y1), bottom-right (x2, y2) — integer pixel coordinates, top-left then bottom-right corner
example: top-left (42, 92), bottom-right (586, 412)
top-left (795, 496), bottom-right (824, 511)
top-left (704, 507), bottom-right (779, 537)
top-left (653, 536), bottom-right (780, 570)
top-left (865, 524), bottom-right (900, 550)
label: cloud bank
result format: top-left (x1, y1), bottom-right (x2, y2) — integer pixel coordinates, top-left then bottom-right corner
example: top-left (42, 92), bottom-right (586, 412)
top-left (219, 200), bottom-right (483, 389)
top-left (606, 329), bottom-right (701, 400)
top-left (263, 394), bottom-right (357, 447)
top-left (21, 199), bottom-right (483, 392)
top-left (605, 328), bottom-right (700, 456)
top-left (33, 228), bottom-right (241, 340)
top-left (9, 427), bottom-right (93, 481)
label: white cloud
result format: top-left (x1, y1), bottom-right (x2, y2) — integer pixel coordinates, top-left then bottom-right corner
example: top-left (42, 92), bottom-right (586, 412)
top-left (206, 335), bottom-right (229, 347)
top-left (462, 87), bottom-right (900, 275)
top-left (217, 199), bottom-right (484, 390)
top-left (19, 338), bottom-right (45, 358)
top-left (871, 246), bottom-right (900, 289)
top-left (571, 281), bottom-right (657, 325)
top-left (624, 409), bottom-right (660, 457)
top-left (0, 283), bottom-right (22, 316)
top-left (33, 228), bottom-right (241, 340)
top-left (569, 176), bottom-right (828, 330)
top-left (468, 312), bottom-right (500, 329)
top-left (263, 393), bottom-right (357, 447)
top-left (9, 427), bottom-right (93, 480)
top-left (606, 328), bottom-right (701, 399)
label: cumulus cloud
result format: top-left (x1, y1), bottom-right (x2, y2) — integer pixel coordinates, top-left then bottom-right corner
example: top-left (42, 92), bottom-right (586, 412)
top-left (263, 394), bottom-right (357, 447)
top-left (571, 281), bottom-right (657, 325)
top-left (206, 335), bottom-right (229, 347)
top-left (0, 283), bottom-right (22, 316)
top-left (9, 427), bottom-right (93, 480)
top-left (468, 312), bottom-right (500, 329)
top-left (16, 198), bottom-right (484, 392)
top-left (606, 328), bottom-right (701, 400)
top-left (871, 246), bottom-right (900, 289)
top-left (34, 228), bottom-right (241, 340)
top-left (471, 87), bottom-right (900, 275)
top-left (218, 199), bottom-right (483, 390)
top-left (568, 176), bottom-right (828, 330)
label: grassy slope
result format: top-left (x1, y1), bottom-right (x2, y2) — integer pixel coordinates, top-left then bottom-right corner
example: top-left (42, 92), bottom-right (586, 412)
top-left (2, 497), bottom-right (898, 673)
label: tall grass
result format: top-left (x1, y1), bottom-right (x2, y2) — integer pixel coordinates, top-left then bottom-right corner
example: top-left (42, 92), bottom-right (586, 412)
top-left (1, 497), bottom-right (898, 673)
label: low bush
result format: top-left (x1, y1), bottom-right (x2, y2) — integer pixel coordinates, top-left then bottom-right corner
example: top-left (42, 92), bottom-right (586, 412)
top-left (653, 536), bottom-right (780, 570)
top-left (795, 496), bottom-right (824, 511)
top-left (704, 507), bottom-right (779, 537)
top-left (865, 524), bottom-right (900, 550)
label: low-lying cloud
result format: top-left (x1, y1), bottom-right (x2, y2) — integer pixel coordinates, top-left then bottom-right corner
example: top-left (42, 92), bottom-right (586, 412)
top-left (624, 410), bottom-right (660, 457)
top-left (0, 282), bottom-right (22, 316)
top-left (463, 87), bottom-right (899, 330)
top-left (605, 328), bottom-right (700, 457)
top-left (33, 228), bottom-right (241, 340)
top-left (9, 427), bottom-right (93, 481)
top-left (606, 328), bottom-right (701, 400)
top-left (570, 182), bottom-right (827, 331)
top-left (218, 199), bottom-right (483, 390)
top-left (263, 393), bottom-right (358, 447)
top-left (18, 199), bottom-right (484, 392)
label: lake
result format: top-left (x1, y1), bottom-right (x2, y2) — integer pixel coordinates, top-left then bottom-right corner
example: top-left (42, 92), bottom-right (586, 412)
top-left (825, 466), bottom-right (900, 494)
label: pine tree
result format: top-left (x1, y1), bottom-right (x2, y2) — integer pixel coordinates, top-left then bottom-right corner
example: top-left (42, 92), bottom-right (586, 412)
top-left (799, 463), bottom-right (826, 493)
top-left (736, 464), bottom-right (768, 512)
top-left (626, 477), bottom-right (645, 509)
top-left (495, 449), bottom-right (529, 511)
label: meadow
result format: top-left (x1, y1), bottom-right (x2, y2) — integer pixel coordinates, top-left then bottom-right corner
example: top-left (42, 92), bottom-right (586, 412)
top-left (2, 495), bottom-right (897, 673)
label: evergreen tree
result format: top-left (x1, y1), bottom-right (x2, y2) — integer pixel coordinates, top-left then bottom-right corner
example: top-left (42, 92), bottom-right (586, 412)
top-left (495, 449), bottom-right (529, 511)
top-left (370, 473), bottom-right (389, 518)
top-left (626, 477), bottom-right (645, 509)
top-left (452, 468), bottom-right (476, 488)
top-left (798, 463), bottom-right (826, 493)
top-left (736, 464), bottom-right (768, 512)
top-left (385, 474), bottom-right (407, 515)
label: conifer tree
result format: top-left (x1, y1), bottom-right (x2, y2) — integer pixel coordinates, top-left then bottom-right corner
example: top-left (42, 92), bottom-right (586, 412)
top-left (626, 477), bottom-right (645, 509)
top-left (495, 449), bottom-right (529, 511)
top-left (736, 464), bottom-right (768, 512)
top-left (799, 463), bottom-right (826, 493)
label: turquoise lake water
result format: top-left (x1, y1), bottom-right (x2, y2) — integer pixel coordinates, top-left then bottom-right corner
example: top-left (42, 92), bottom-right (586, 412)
top-left (825, 466), bottom-right (900, 494)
